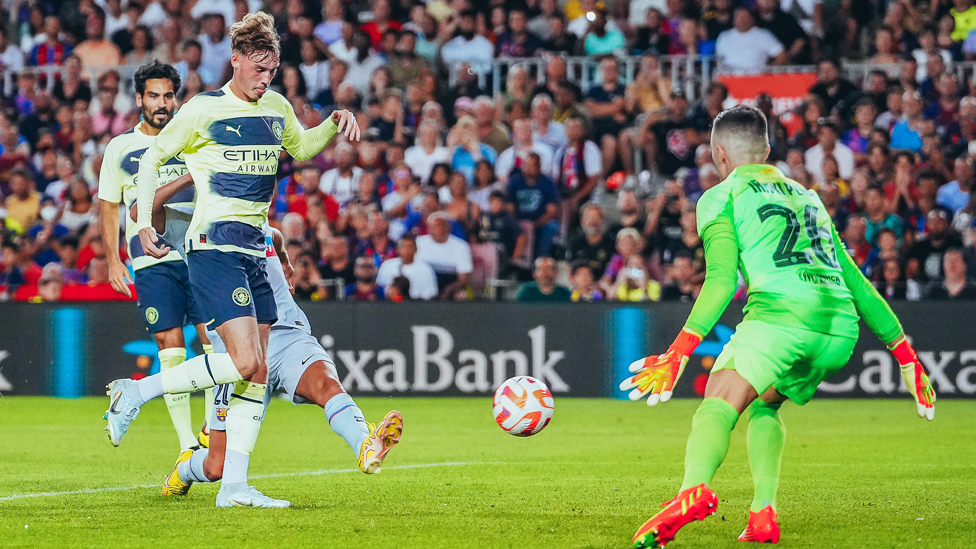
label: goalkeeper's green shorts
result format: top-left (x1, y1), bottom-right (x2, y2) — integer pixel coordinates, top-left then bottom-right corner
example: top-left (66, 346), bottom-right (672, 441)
top-left (711, 320), bottom-right (857, 405)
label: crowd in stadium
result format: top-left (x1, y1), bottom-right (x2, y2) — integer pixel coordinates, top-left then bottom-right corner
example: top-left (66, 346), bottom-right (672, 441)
top-left (1, 0), bottom-right (976, 302)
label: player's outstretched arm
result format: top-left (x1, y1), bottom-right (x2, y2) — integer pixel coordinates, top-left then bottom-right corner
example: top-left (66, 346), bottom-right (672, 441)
top-left (281, 105), bottom-right (360, 161)
top-left (831, 224), bottom-right (936, 419)
top-left (135, 106), bottom-right (197, 258)
top-left (620, 217), bottom-right (739, 405)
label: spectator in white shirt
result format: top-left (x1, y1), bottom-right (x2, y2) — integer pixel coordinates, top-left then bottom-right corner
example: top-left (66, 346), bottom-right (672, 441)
top-left (377, 233), bottom-right (439, 300)
top-left (804, 120), bottom-right (854, 185)
top-left (440, 10), bottom-right (495, 76)
top-left (715, 8), bottom-right (786, 73)
top-left (320, 142), bottom-right (363, 208)
top-left (299, 39), bottom-right (330, 101)
top-left (416, 212), bottom-right (473, 300)
top-left (495, 118), bottom-right (555, 184)
top-left (405, 120), bottom-right (451, 184)
top-left (198, 13), bottom-right (232, 87)
top-left (530, 94), bottom-right (567, 153)
top-left (0, 28), bottom-right (24, 72)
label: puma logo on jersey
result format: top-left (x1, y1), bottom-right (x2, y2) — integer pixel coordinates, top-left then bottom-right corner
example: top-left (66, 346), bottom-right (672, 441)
top-left (129, 155), bottom-right (143, 164)
top-left (225, 125), bottom-right (242, 137)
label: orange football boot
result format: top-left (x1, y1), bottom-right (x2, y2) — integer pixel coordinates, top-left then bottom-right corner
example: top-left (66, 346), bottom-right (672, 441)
top-left (632, 483), bottom-right (718, 548)
top-left (738, 506), bottom-right (780, 543)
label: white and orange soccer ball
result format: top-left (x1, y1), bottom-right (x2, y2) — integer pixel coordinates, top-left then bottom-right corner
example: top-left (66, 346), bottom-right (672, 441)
top-left (492, 376), bottom-right (554, 436)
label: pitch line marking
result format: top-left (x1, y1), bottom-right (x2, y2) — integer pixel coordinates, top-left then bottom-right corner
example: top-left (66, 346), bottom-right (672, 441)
top-left (0, 461), bottom-right (476, 502)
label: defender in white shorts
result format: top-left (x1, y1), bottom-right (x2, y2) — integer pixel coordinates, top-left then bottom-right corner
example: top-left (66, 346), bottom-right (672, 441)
top-left (131, 177), bottom-right (403, 497)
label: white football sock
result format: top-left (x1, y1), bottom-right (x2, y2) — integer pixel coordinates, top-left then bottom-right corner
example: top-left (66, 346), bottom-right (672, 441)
top-left (158, 347), bottom-right (198, 450)
top-left (179, 448), bottom-right (213, 483)
top-left (220, 381), bottom-right (266, 491)
top-left (160, 352), bottom-right (243, 394)
top-left (202, 343), bottom-right (215, 432)
top-left (324, 393), bottom-right (370, 457)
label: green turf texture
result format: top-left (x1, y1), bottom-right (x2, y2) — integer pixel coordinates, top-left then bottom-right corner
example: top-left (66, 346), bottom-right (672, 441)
top-left (0, 396), bottom-right (971, 548)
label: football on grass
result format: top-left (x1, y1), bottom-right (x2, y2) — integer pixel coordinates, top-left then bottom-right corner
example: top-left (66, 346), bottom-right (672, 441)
top-left (492, 376), bottom-right (554, 436)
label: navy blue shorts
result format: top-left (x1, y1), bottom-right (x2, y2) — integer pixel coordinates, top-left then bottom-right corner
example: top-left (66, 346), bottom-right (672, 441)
top-left (187, 249), bottom-right (277, 329)
top-left (134, 261), bottom-right (208, 333)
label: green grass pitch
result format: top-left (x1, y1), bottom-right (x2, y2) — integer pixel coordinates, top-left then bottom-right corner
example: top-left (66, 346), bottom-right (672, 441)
top-left (0, 396), bottom-right (972, 548)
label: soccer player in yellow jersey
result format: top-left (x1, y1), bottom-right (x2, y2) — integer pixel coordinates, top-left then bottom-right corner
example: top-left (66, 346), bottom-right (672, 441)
top-left (104, 12), bottom-right (360, 508)
top-left (620, 106), bottom-right (936, 547)
top-left (98, 61), bottom-right (214, 456)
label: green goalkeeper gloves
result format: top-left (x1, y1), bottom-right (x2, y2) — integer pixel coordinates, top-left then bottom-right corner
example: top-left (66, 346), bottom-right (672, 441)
top-left (888, 335), bottom-right (936, 421)
top-left (619, 328), bottom-right (702, 406)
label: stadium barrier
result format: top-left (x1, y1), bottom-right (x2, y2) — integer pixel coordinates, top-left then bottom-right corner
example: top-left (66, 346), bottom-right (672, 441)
top-left (2, 302), bottom-right (976, 400)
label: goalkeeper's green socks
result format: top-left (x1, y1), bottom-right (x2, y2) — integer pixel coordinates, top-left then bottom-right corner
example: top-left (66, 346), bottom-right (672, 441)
top-left (745, 400), bottom-right (785, 512)
top-left (680, 397), bottom-right (740, 491)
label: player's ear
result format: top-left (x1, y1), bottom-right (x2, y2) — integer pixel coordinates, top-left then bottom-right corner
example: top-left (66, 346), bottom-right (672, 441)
top-left (135, 93), bottom-right (143, 109)
top-left (231, 52), bottom-right (239, 70)
top-left (764, 144), bottom-right (770, 161)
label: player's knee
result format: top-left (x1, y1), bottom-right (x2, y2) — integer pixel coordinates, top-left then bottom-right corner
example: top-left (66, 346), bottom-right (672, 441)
top-left (153, 328), bottom-right (183, 350)
top-left (231, 354), bottom-right (261, 379)
top-left (203, 457), bottom-right (223, 481)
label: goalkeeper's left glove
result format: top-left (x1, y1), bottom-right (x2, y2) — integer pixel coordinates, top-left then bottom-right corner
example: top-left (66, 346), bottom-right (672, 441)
top-left (618, 328), bottom-right (702, 406)
top-left (888, 335), bottom-right (936, 421)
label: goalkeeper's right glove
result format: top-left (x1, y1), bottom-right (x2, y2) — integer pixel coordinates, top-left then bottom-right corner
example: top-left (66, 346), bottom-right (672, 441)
top-left (618, 328), bottom-right (702, 406)
top-left (888, 335), bottom-right (936, 421)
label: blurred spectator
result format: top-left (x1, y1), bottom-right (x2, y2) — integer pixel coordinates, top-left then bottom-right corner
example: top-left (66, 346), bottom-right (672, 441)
top-left (449, 115), bottom-right (497, 184)
top-left (566, 203), bottom-right (615, 278)
top-left (31, 263), bottom-right (63, 302)
top-left (877, 258), bottom-right (916, 301)
top-left (609, 253), bottom-right (660, 302)
top-left (0, 28), bottom-right (24, 72)
top-left (715, 7), bottom-right (785, 72)
top-left (756, 0), bottom-right (809, 64)
top-left (516, 257), bottom-right (571, 302)
top-left (938, 157), bottom-right (974, 213)
top-left (441, 11), bottom-right (494, 77)
top-left (809, 59), bottom-right (861, 117)
top-left (320, 142), bottom-right (363, 208)
top-left (908, 208), bottom-right (963, 284)
top-left (569, 261), bottom-right (603, 301)
top-left (496, 9), bottom-right (543, 58)
top-left (344, 256), bottom-right (385, 301)
top-left (662, 202), bottom-right (704, 272)
top-left (842, 99), bottom-right (877, 160)
top-left (508, 152), bottom-right (560, 258)
top-left (583, 56), bottom-right (628, 178)
top-left (198, 13), bottom-right (231, 88)
top-left (599, 227), bottom-right (644, 294)
top-left (805, 120), bottom-right (854, 185)
top-left (638, 91), bottom-right (697, 177)
top-left (531, 94), bottom-right (567, 154)
top-left (55, 236), bottom-right (86, 285)
top-left (660, 251), bottom-right (700, 301)
top-left (475, 190), bottom-right (522, 273)
top-left (356, 212), bottom-right (397, 266)
top-left (405, 119), bottom-right (450, 184)
top-left (554, 116), bottom-right (602, 204)
top-left (473, 95), bottom-right (511, 155)
top-left (496, 118), bottom-right (554, 184)
top-left (891, 90), bottom-right (925, 152)
top-left (173, 40), bottom-right (216, 90)
top-left (633, 9), bottom-right (670, 56)
top-left (319, 236), bottom-right (355, 298)
top-left (91, 73), bottom-right (127, 137)
top-left (863, 185), bottom-right (904, 248)
top-left (924, 248), bottom-right (976, 299)
top-left (862, 227), bottom-right (900, 281)
top-left (544, 16), bottom-right (577, 55)
top-left (377, 233), bottom-right (438, 300)
top-left (29, 16), bottom-right (72, 69)
top-left (582, 3), bottom-right (625, 56)
top-left (293, 250), bottom-right (327, 301)
top-left (59, 180), bottom-right (96, 232)
top-left (73, 7), bottom-right (122, 72)
top-left (552, 79), bottom-right (587, 124)
top-left (0, 240), bottom-right (24, 297)
top-left (416, 212), bottom-right (473, 300)
top-left (5, 168), bottom-right (40, 230)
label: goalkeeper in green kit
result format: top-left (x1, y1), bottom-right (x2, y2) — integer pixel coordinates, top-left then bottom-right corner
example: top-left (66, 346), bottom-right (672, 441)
top-left (619, 106), bottom-right (936, 548)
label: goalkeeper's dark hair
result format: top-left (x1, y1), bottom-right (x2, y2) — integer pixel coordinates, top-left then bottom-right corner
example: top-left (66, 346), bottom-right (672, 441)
top-left (133, 60), bottom-right (181, 96)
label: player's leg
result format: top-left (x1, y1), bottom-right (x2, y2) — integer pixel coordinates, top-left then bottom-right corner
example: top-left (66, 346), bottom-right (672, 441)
top-left (153, 327), bottom-right (199, 451)
top-left (739, 386), bottom-right (788, 543)
top-left (293, 359), bottom-right (403, 473)
top-left (165, 383), bottom-right (232, 495)
top-left (215, 254), bottom-right (286, 507)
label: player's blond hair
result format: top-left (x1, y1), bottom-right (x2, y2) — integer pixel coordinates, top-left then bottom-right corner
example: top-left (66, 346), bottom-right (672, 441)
top-left (230, 12), bottom-right (280, 58)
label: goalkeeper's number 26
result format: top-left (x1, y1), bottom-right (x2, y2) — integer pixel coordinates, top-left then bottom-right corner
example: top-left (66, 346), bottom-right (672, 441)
top-left (757, 204), bottom-right (839, 269)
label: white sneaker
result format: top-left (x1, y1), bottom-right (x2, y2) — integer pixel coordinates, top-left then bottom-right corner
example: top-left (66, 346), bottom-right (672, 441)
top-left (104, 379), bottom-right (141, 447)
top-left (215, 486), bottom-right (291, 508)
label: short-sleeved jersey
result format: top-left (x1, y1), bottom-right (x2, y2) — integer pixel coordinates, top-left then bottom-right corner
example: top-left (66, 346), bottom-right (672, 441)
top-left (97, 124), bottom-right (192, 270)
top-left (140, 82), bottom-right (334, 257)
top-left (696, 164), bottom-right (859, 338)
